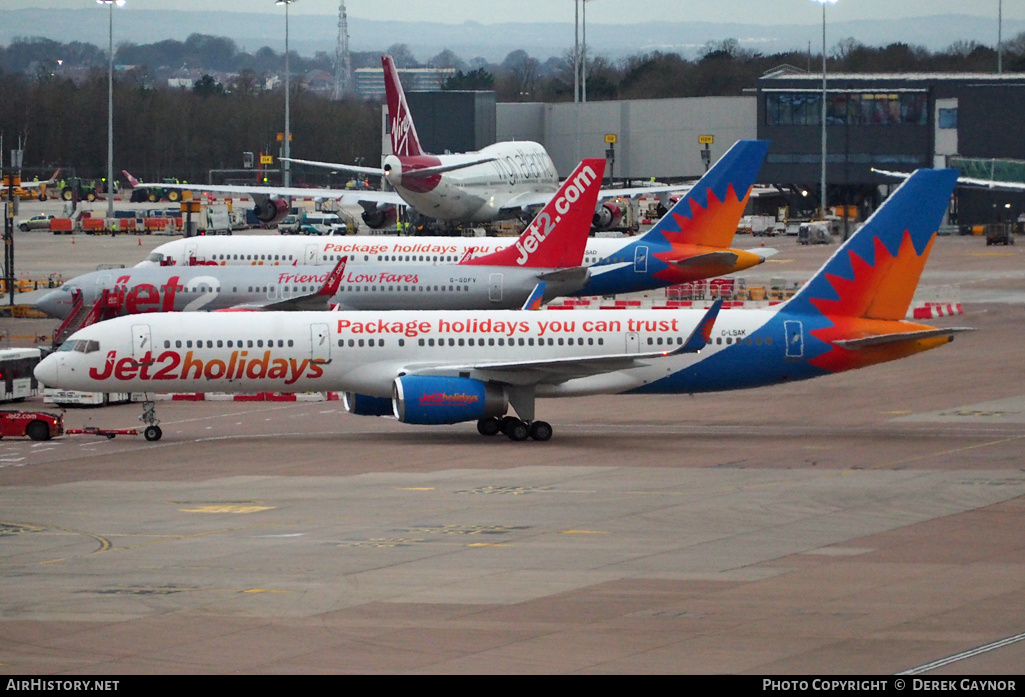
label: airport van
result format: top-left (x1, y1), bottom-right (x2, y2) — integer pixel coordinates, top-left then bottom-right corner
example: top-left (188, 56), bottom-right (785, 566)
top-left (299, 213), bottom-right (348, 236)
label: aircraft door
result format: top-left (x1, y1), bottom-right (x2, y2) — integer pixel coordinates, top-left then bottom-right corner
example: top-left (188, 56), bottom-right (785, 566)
top-left (131, 323), bottom-right (152, 361)
top-left (93, 273), bottom-right (112, 305)
top-left (783, 320), bottom-right (804, 359)
top-left (310, 323), bottom-right (331, 363)
top-left (625, 332), bottom-right (640, 353)
top-left (305, 244), bottom-right (319, 265)
top-left (489, 273), bottom-right (503, 302)
top-left (634, 245), bottom-right (649, 274)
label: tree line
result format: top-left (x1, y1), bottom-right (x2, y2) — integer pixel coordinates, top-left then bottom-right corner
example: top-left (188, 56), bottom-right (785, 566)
top-left (2, 32), bottom-right (1024, 182)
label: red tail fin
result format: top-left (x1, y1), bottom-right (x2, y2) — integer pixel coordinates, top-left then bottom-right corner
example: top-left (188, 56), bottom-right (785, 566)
top-left (463, 159), bottom-right (606, 269)
top-left (383, 55), bottom-right (424, 157)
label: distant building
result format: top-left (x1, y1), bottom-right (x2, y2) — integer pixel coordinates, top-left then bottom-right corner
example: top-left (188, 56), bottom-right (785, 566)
top-left (355, 67), bottom-right (456, 99)
top-left (755, 70), bottom-right (1025, 224)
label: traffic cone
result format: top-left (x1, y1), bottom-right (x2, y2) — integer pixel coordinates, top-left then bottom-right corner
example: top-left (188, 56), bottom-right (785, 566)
top-left (138, 237), bottom-right (141, 246)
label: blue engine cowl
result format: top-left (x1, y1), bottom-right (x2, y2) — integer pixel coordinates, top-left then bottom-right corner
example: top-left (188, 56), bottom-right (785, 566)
top-left (392, 376), bottom-right (508, 425)
top-left (342, 392), bottom-right (395, 417)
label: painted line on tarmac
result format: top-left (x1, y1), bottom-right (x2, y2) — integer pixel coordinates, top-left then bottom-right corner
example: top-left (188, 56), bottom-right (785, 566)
top-left (898, 630), bottom-right (1025, 675)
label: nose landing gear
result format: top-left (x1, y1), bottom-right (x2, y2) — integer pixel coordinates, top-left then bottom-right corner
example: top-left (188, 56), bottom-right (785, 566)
top-left (140, 398), bottom-right (162, 441)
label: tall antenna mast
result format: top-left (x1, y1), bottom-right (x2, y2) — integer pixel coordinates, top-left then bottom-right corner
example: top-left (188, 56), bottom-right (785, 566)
top-left (333, 0), bottom-right (352, 99)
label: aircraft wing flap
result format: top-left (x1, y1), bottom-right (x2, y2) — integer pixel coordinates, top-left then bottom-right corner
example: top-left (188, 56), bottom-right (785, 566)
top-left (833, 327), bottom-right (974, 349)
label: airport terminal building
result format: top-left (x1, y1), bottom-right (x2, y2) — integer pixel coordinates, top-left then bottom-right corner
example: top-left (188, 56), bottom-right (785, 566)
top-left (398, 70), bottom-right (1025, 226)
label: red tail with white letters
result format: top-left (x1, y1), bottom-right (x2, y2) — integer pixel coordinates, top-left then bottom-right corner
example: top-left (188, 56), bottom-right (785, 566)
top-left (383, 55), bottom-right (424, 158)
top-left (462, 158), bottom-right (605, 269)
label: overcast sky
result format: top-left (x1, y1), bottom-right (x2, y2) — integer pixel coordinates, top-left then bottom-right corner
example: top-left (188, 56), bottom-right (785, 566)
top-left (5, 1), bottom-right (1024, 25)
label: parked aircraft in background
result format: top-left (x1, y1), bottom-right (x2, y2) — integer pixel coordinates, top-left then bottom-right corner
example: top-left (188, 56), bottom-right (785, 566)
top-left (37, 169), bottom-right (970, 443)
top-left (137, 140), bottom-right (774, 297)
top-left (126, 54), bottom-right (701, 231)
top-left (36, 160), bottom-right (605, 325)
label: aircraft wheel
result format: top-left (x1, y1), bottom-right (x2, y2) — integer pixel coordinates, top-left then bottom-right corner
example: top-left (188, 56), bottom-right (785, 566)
top-left (499, 415), bottom-right (520, 436)
top-left (506, 420), bottom-right (529, 442)
top-left (144, 425), bottom-right (162, 442)
top-left (477, 418), bottom-right (501, 436)
top-left (529, 421), bottom-right (553, 442)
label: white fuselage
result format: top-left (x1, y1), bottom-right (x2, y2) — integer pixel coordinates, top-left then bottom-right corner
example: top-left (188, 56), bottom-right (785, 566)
top-left (383, 142), bottom-right (560, 222)
top-left (36, 308), bottom-right (779, 399)
top-left (138, 235), bottom-right (627, 271)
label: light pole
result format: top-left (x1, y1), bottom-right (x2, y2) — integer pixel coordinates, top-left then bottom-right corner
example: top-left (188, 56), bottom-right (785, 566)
top-left (97, 0), bottom-right (124, 221)
top-left (998, 0), bottom-right (1004, 74)
top-left (582, 0), bottom-right (590, 102)
top-left (276, 0), bottom-right (297, 192)
top-left (815, 0), bottom-right (837, 220)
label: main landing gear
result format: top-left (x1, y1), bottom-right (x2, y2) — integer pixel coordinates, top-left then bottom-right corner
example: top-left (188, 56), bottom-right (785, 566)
top-left (476, 416), bottom-right (553, 442)
top-left (139, 397), bottom-right (162, 442)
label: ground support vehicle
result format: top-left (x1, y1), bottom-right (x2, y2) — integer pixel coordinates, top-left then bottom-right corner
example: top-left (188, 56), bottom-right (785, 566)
top-left (0, 409), bottom-right (64, 440)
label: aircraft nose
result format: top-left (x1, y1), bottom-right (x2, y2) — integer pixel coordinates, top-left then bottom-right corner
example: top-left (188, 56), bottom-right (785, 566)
top-left (34, 289), bottom-right (68, 319)
top-left (34, 354), bottom-right (59, 387)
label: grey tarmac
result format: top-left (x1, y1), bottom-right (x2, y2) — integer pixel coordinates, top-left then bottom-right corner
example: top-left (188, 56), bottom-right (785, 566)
top-left (0, 213), bottom-right (1023, 674)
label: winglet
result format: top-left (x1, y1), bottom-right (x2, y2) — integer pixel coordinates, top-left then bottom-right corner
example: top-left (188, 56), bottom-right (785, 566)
top-left (678, 298), bottom-right (723, 353)
top-left (463, 158), bottom-right (606, 269)
top-left (521, 282), bottom-right (546, 311)
top-left (383, 55), bottom-right (424, 157)
top-left (318, 255), bottom-right (348, 297)
top-left (458, 246), bottom-right (477, 264)
top-left (122, 170), bottom-right (141, 188)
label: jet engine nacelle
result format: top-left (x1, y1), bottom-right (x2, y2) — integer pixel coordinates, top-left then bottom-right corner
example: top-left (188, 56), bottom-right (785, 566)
top-left (392, 375), bottom-right (508, 425)
top-left (252, 196), bottom-right (289, 224)
top-left (592, 201), bottom-right (624, 230)
top-left (361, 203), bottom-right (397, 229)
top-left (342, 392), bottom-right (395, 417)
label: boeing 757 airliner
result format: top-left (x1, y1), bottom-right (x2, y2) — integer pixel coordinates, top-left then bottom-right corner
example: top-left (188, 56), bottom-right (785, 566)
top-left (36, 170), bottom-right (969, 442)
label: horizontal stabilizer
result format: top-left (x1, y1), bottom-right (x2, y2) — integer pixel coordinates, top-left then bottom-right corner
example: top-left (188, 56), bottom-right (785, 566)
top-left (832, 327), bottom-right (974, 349)
top-left (281, 157), bottom-right (384, 176)
top-left (673, 251), bottom-right (739, 269)
top-left (535, 266), bottom-right (589, 285)
top-left (396, 157), bottom-right (498, 178)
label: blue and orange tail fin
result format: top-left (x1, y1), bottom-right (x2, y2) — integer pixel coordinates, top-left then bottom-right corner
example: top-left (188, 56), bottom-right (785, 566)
top-left (463, 158), bottom-right (606, 269)
top-left (645, 140), bottom-right (768, 249)
top-left (382, 55), bottom-right (424, 157)
top-left (785, 169), bottom-right (958, 321)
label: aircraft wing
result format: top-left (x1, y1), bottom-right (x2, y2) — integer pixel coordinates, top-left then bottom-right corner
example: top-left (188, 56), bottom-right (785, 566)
top-left (405, 300), bottom-right (721, 385)
top-left (873, 167), bottom-right (1025, 191)
top-left (129, 180), bottom-right (402, 207)
top-left (496, 182), bottom-right (696, 218)
top-left (832, 327), bottom-right (974, 349)
top-left (17, 170), bottom-right (60, 188)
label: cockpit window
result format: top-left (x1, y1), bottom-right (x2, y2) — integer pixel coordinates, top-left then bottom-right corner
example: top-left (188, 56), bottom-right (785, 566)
top-left (144, 252), bottom-right (165, 262)
top-left (58, 339), bottom-right (101, 353)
